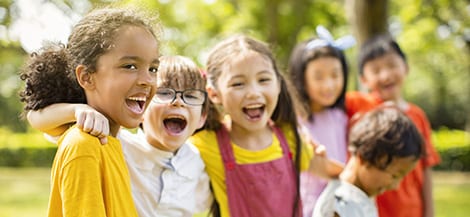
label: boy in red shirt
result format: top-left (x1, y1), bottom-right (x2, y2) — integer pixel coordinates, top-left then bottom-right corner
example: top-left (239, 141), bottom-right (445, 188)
top-left (346, 35), bottom-right (441, 217)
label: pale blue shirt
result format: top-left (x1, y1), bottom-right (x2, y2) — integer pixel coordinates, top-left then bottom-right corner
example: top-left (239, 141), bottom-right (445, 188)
top-left (313, 180), bottom-right (378, 217)
top-left (119, 129), bottom-right (212, 217)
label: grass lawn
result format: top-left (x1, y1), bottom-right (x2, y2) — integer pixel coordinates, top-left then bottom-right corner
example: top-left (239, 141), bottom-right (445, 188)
top-left (1, 168), bottom-right (469, 217)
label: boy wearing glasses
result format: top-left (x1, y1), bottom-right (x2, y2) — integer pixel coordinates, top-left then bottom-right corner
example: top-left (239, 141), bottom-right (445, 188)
top-left (27, 56), bottom-right (213, 217)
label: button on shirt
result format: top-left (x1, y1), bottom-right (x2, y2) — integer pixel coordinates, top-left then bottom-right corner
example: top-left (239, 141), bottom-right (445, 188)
top-left (118, 129), bottom-right (212, 217)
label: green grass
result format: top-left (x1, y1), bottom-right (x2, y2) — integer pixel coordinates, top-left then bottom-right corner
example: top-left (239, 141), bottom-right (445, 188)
top-left (433, 171), bottom-right (470, 217)
top-left (0, 168), bottom-right (469, 217)
top-left (0, 167), bottom-right (50, 217)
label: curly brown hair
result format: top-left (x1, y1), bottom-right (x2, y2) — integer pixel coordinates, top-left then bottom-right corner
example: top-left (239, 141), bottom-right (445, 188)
top-left (19, 7), bottom-right (161, 113)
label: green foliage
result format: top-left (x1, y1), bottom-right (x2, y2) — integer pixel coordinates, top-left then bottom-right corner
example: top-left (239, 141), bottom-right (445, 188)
top-left (432, 128), bottom-right (470, 171)
top-left (432, 127), bottom-right (470, 149)
top-left (0, 128), bottom-right (56, 167)
top-left (0, 0), bottom-right (468, 132)
top-left (0, 147), bottom-right (57, 167)
top-left (0, 127), bottom-right (55, 148)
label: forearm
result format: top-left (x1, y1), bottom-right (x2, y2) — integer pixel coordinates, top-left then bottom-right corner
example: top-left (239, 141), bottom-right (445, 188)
top-left (423, 167), bottom-right (434, 217)
top-left (27, 103), bottom-right (83, 136)
top-left (308, 156), bottom-right (344, 179)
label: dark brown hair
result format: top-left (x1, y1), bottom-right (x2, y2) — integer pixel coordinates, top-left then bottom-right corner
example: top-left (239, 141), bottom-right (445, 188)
top-left (19, 7), bottom-right (160, 113)
top-left (358, 34), bottom-right (407, 75)
top-left (288, 37), bottom-right (349, 120)
top-left (349, 106), bottom-right (424, 170)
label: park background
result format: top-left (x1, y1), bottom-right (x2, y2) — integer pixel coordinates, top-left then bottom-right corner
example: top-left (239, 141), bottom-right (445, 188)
top-left (0, 0), bottom-right (469, 216)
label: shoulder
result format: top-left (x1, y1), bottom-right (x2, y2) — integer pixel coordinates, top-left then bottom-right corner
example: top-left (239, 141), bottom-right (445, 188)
top-left (404, 103), bottom-right (431, 128)
top-left (334, 181), bottom-right (378, 217)
top-left (406, 103), bottom-right (428, 118)
top-left (314, 180), bottom-right (342, 217)
top-left (345, 91), bottom-right (378, 118)
top-left (178, 142), bottom-right (207, 174)
top-left (57, 126), bottom-right (102, 158)
top-left (189, 129), bottom-right (217, 149)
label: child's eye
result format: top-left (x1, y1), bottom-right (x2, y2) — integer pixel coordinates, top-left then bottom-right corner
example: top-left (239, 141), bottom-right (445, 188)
top-left (123, 64), bottom-right (137, 70)
top-left (230, 82), bottom-right (243, 87)
top-left (149, 67), bottom-right (158, 74)
top-left (259, 78), bottom-right (271, 83)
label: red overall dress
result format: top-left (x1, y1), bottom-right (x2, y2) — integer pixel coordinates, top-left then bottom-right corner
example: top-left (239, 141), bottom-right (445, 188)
top-left (216, 125), bottom-right (302, 217)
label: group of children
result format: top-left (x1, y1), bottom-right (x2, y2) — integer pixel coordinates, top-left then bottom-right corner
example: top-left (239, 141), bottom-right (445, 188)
top-left (19, 5), bottom-right (440, 217)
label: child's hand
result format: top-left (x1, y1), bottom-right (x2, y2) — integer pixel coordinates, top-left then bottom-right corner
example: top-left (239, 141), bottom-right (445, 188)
top-left (312, 142), bottom-right (327, 158)
top-left (75, 105), bottom-right (109, 145)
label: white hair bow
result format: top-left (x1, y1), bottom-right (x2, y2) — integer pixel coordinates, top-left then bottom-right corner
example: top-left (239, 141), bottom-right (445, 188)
top-left (306, 25), bottom-right (356, 50)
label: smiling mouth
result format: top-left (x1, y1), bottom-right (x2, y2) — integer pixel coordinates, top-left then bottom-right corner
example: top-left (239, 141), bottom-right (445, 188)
top-left (126, 96), bottom-right (146, 114)
top-left (163, 115), bottom-right (187, 134)
top-left (243, 104), bottom-right (265, 119)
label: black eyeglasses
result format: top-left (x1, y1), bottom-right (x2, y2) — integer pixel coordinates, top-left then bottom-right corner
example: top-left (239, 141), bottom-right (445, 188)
top-left (152, 87), bottom-right (207, 105)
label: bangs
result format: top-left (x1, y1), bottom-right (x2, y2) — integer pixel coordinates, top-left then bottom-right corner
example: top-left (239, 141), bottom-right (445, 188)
top-left (157, 55), bottom-right (206, 90)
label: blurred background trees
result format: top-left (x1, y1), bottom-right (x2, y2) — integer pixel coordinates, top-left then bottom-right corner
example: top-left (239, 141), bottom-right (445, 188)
top-left (1, 0), bottom-right (469, 132)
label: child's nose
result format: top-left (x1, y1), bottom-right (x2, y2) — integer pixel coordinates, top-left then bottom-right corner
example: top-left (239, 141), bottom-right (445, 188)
top-left (170, 92), bottom-right (185, 106)
top-left (246, 84), bottom-right (262, 98)
top-left (378, 69), bottom-right (392, 81)
top-left (137, 69), bottom-right (156, 86)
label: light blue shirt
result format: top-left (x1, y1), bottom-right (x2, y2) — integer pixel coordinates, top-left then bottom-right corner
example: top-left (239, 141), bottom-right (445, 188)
top-left (313, 180), bottom-right (378, 217)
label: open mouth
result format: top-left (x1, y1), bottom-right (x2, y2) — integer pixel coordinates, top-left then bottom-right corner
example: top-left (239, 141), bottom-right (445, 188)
top-left (243, 104), bottom-right (265, 120)
top-left (126, 96), bottom-right (146, 114)
top-left (163, 115), bottom-right (187, 134)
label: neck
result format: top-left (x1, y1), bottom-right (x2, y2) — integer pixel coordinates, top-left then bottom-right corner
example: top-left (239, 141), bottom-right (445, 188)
top-left (340, 155), bottom-right (369, 196)
top-left (109, 122), bottom-right (120, 137)
top-left (340, 155), bottom-right (360, 185)
top-left (229, 124), bottom-right (273, 151)
top-left (310, 101), bottom-right (326, 113)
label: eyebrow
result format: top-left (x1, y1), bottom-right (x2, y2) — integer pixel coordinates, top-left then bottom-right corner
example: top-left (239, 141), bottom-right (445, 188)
top-left (257, 70), bottom-right (274, 76)
top-left (119, 56), bottom-right (160, 64)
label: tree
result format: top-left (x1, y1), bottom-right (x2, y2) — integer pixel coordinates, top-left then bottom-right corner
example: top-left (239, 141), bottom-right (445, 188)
top-left (345, 0), bottom-right (389, 45)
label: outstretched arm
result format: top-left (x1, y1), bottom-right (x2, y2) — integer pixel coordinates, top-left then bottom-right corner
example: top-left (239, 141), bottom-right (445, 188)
top-left (308, 142), bottom-right (344, 179)
top-left (27, 103), bottom-right (110, 144)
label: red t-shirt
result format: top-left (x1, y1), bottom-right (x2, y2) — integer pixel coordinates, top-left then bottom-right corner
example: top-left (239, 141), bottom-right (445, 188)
top-left (346, 91), bottom-right (441, 217)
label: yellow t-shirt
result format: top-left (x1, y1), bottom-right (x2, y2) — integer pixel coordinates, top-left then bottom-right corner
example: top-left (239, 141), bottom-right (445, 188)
top-left (189, 125), bottom-right (313, 217)
top-left (47, 126), bottom-right (138, 217)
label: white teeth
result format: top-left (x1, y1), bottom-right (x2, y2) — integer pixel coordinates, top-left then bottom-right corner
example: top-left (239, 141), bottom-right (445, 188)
top-left (245, 104), bottom-right (263, 109)
top-left (166, 114), bottom-right (186, 120)
top-left (127, 96), bottom-right (146, 101)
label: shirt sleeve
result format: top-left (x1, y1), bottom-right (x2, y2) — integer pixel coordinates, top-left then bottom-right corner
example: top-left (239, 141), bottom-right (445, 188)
top-left (194, 170), bottom-right (214, 213)
top-left (407, 105), bottom-right (441, 168)
top-left (60, 156), bottom-right (106, 217)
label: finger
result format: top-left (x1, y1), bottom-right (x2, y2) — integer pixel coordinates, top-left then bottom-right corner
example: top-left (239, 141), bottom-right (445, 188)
top-left (75, 111), bottom-right (86, 129)
top-left (99, 136), bottom-right (108, 145)
top-left (90, 122), bottom-right (103, 137)
top-left (82, 114), bottom-right (95, 133)
top-left (102, 119), bottom-right (110, 138)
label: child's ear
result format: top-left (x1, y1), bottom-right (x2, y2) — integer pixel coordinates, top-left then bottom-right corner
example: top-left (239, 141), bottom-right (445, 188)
top-left (198, 112), bottom-right (208, 129)
top-left (76, 65), bottom-right (95, 90)
top-left (359, 75), bottom-right (370, 90)
top-left (206, 85), bottom-right (221, 104)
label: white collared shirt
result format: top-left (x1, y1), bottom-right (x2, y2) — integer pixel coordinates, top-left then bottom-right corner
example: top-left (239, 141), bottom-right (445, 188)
top-left (118, 129), bottom-right (213, 217)
top-left (313, 180), bottom-right (378, 217)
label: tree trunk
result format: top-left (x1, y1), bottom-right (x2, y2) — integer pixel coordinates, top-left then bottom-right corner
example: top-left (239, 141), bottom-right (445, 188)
top-left (345, 0), bottom-right (389, 46)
